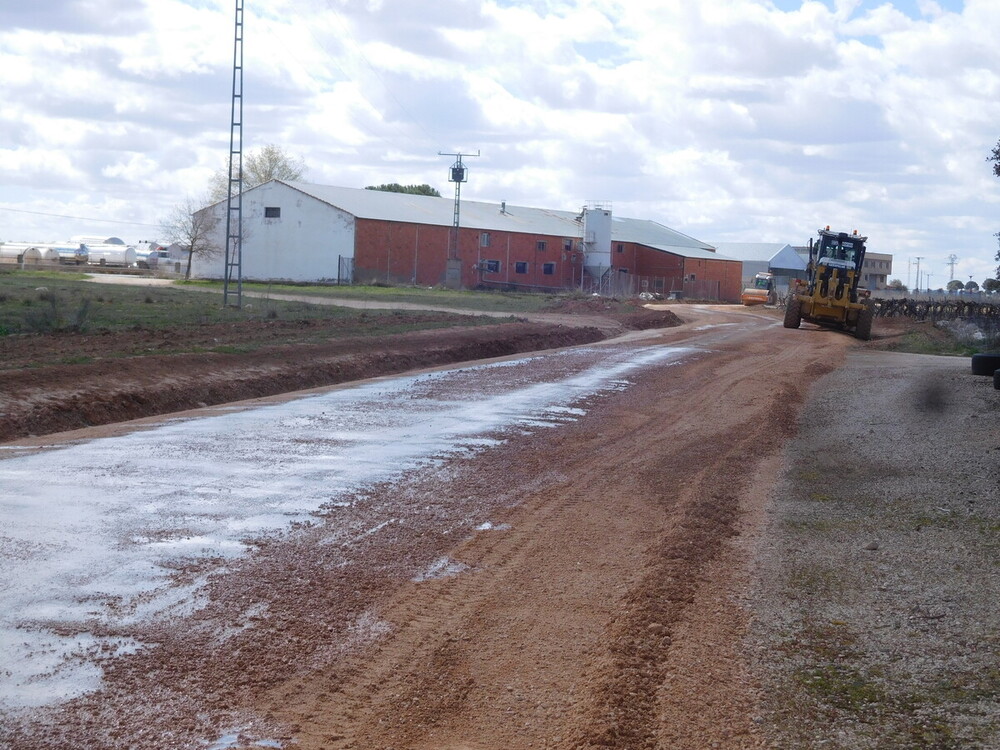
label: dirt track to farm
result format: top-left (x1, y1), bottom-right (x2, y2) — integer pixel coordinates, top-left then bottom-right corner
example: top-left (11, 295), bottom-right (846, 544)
top-left (4, 300), bottom-right (995, 749)
top-left (0, 304), bottom-right (841, 748)
top-left (252, 306), bottom-right (831, 750)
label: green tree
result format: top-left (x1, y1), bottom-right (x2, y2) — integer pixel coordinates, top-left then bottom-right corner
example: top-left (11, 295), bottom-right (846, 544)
top-left (946, 279), bottom-right (964, 292)
top-left (995, 232), bottom-right (1000, 281)
top-left (965, 280), bottom-right (980, 292)
top-left (982, 278), bottom-right (1000, 293)
top-left (365, 183), bottom-right (441, 197)
top-left (161, 195), bottom-right (222, 280)
top-left (989, 139), bottom-right (1000, 177)
top-left (208, 144), bottom-right (307, 202)
top-left (991, 139), bottom-right (1000, 276)
top-left (887, 278), bottom-right (907, 291)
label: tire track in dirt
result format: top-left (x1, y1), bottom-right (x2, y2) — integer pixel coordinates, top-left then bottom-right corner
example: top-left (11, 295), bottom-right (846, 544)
top-left (0, 308), bottom-right (857, 749)
top-left (254, 321), bottom-right (853, 749)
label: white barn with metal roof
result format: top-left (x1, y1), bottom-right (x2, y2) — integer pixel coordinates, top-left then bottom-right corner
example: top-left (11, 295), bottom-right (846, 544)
top-left (191, 181), bottom-right (740, 299)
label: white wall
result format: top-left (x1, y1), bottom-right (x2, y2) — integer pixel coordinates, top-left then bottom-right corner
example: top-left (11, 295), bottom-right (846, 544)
top-left (190, 182), bottom-right (356, 282)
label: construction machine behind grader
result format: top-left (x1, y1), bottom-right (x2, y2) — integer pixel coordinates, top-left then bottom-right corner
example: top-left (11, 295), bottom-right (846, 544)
top-left (783, 227), bottom-right (874, 340)
top-left (741, 272), bottom-right (777, 306)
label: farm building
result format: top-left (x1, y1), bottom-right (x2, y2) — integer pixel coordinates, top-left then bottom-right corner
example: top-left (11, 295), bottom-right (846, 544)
top-left (711, 242), bottom-right (808, 294)
top-left (191, 181), bottom-right (743, 302)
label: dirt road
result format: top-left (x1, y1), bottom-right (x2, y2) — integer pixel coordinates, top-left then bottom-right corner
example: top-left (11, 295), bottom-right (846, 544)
top-left (2, 304), bottom-right (870, 748)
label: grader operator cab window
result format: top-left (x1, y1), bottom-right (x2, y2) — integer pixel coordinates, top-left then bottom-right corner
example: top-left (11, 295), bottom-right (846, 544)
top-left (819, 236), bottom-right (860, 264)
top-left (752, 276), bottom-right (771, 290)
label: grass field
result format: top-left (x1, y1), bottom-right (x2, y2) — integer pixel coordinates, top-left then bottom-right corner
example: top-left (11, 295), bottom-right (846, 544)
top-left (181, 278), bottom-right (609, 314)
top-left (0, 270), bottom-right (551, 336)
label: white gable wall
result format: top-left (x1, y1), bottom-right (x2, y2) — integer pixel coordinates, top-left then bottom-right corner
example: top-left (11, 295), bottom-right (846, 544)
top-left (190, 182), bottom-right (356, 282)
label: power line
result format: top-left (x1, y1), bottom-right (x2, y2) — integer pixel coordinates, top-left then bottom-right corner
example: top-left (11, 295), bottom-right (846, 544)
top-left (0, 205), bottom-right (161, 228)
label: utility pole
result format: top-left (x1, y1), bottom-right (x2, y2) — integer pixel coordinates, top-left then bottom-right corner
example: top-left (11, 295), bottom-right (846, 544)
top-left (223, 0), bottom-right (244, 308)
top-left (947, 253), bottom-right (958, 281)
top-left (914, 256), bottom-right (923, 293)
top-left (438, 150), bottom-right (479, 289)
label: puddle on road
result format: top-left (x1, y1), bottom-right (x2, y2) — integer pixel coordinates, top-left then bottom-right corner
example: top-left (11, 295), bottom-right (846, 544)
top-left (0, 343), bottom-right (693, 711)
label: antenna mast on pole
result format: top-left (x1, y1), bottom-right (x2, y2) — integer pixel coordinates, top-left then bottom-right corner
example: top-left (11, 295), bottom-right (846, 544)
top-left (947, 253), bottom-right (958, 281)
top-left (223, 0), bottom-right (244, 308)
top-left (438, 149), bottom-right (479, 289)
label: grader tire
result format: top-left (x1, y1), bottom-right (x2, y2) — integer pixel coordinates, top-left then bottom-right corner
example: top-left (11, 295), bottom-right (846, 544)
top-left (855, 305), bottom-right (874, 341)
top-left (971, 353), bottom-right (1000, 376)
top-left (783, 297), bottom-right (802, 329)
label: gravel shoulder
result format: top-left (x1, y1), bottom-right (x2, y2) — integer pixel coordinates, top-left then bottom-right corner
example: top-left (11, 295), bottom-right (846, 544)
top-left (751, 348), bottom-right (1000, 748)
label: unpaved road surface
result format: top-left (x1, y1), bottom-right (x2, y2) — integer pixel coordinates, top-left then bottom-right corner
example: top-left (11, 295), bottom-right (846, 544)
top-left (2, 305), bottom-right (996, 749)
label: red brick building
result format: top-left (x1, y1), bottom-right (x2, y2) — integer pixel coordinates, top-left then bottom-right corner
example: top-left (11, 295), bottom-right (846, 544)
top-left (192, 182), bottom-right (742, 302)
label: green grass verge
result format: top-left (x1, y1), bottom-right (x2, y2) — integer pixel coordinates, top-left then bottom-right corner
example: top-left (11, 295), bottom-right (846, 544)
top-left (180, 279), bottom-right (631, 314)
top-left (0, 270), bottom-right (503, 335)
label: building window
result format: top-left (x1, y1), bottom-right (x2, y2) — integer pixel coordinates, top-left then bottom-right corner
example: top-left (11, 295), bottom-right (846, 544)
top-left (480, 232), bottom-right (491, 247)
top-left (264, 206), bottom-right (281, 218)
top-left (515, 261), bottom-right (528, 274)
top-left (536, 240), bottom-right (547, 252)
top-left (563, 238), bottom-right (573, 252)
top-left (543, 262), bottom-right (555, 275)
top-left (616, 243), bottom-right (624, 253)
top-left (654, 278), bottom-right (664, 291)
top-left (484, 259), bottom-right (501, 273)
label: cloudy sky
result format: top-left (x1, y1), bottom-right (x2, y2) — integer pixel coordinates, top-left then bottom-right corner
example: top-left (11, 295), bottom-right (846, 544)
top-left (1, 0), bottom-right (998, 286)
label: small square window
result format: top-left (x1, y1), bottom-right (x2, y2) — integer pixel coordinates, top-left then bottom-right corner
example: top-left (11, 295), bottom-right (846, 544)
top-left (536, 240), bottom-right (547, 252)
top-left (542, 262), bottom-right (555, 276)
top-left (484, 259), bottom-right (501, 273)
top-left (264, 206), bottom-right (281, 218)
top-left (515, 261), bottom-right (528, 274)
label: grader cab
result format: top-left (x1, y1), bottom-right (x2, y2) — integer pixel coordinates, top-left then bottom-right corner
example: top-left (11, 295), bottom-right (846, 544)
top-left (783, 227), bottom-right (874, 340)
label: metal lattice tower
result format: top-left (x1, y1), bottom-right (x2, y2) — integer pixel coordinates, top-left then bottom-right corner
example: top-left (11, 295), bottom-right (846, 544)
top-left (223, 0), bottom-right (244, 308)
top-left (947, 253), bottom-right (958, 281)
top-left (439, 150), bottom-right (479, 260)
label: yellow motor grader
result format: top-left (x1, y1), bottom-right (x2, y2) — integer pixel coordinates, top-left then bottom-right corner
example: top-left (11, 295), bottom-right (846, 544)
top-left (783, 227), bottom-right (874, 340)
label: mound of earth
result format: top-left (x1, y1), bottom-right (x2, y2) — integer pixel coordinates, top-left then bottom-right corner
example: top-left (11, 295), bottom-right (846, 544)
top-left (0, 306), bottom-right (682, 443)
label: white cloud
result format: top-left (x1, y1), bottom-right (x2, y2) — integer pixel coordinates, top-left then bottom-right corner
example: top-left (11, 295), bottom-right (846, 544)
top-left (1, 0), bottom-right (998, 282)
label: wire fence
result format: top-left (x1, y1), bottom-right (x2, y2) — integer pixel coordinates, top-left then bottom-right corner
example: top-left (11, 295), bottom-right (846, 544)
top-left (871, 294), bottom-right (1000, 346)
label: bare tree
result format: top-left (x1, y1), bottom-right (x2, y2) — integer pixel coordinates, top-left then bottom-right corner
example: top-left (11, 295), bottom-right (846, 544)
top-left (208, 144), bottom-right (307, 202)
top-left (161, 196), bottom-right (222, 280)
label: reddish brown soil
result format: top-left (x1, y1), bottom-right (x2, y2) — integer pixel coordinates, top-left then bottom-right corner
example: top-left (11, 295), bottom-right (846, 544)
top-left (1, 304), bottom-right (861, 750)
top-left (0, 305), bottom-right (681, 443)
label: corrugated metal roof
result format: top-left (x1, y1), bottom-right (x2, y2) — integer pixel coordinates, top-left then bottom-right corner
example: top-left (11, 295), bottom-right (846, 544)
top-left (713, 242), bottom-right (806, 271)
top-left (712, 242), bottom-right (788, 260)
top-left (644, 243), bottom-right (738, 261)
top-left (279, 181), bottom-right (719, 257)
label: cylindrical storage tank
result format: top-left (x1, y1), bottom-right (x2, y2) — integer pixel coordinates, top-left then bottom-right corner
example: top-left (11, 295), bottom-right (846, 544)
top-left (0, 243), bottom-right (35, 261)
top-left (40, 247), bottom-right (61, 263)
top-left (85, 244), bottom-right (138, 267)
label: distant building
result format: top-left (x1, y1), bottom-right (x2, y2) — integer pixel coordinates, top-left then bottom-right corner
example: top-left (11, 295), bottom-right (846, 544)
top-left (191, 181), bottom-right (743, 301)
top-left (711, 242), bottom-right (808, 298)
top-left (860, 252), bottom-right (892, 290)
top-left (793, 245), bottom-right (893, 290)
